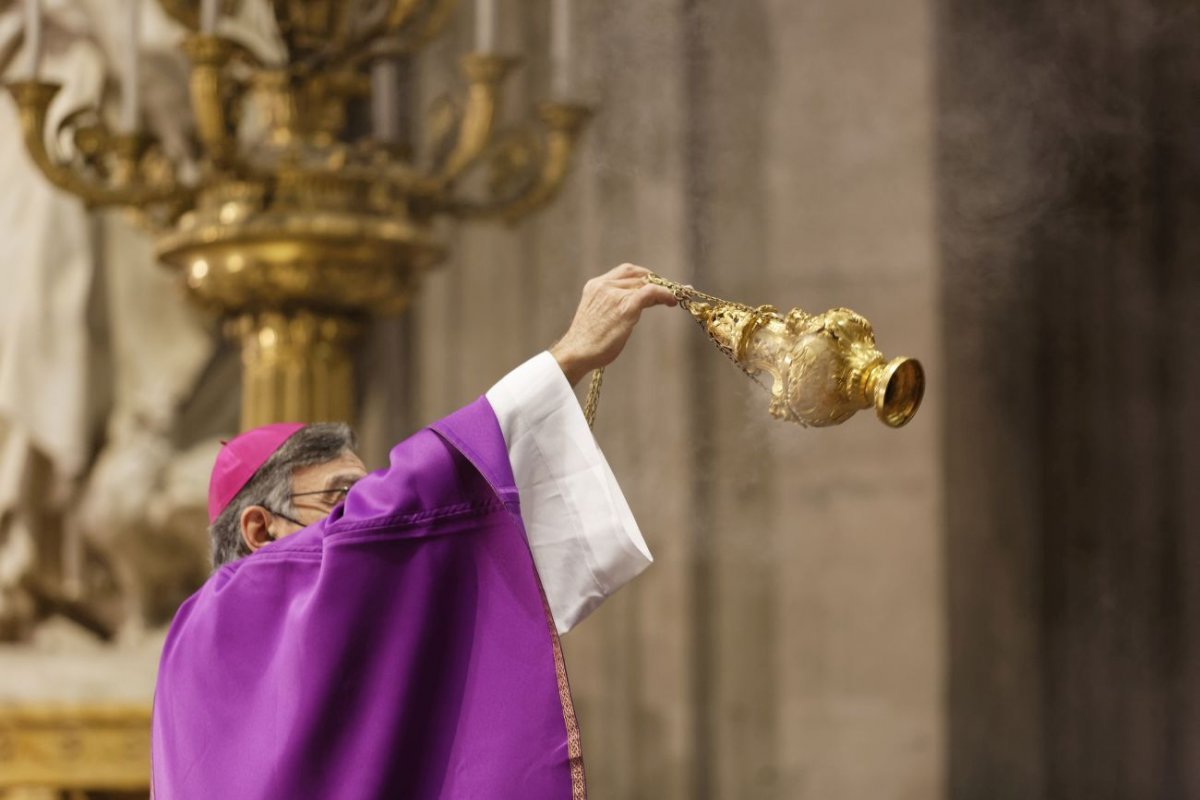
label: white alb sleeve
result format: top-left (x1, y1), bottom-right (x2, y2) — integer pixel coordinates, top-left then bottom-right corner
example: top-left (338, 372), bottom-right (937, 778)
top-left (486, 351), bottom-right (653, 634)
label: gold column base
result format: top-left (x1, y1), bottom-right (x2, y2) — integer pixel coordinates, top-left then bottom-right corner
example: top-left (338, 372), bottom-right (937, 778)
top-left (0, 705), bottom-right (150, 795)
top-left (231, 311), bottom-right (361, 430)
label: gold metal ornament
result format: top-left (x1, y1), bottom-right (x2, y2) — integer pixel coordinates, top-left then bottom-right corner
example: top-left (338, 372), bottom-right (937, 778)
top-left (0, 705), bottom-right (151, 792)
top-left (8, 0), bottom-right (593, 430)
top-left (586, 275), bottom-right (925, 430)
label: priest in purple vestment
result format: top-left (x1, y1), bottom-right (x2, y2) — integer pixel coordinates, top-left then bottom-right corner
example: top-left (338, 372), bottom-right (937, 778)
top-left (151, 265), bottom-right (677, 799)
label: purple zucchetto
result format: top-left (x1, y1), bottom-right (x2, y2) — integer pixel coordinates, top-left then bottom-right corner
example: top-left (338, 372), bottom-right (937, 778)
top-left (206, 423), bottom-right (306, 523)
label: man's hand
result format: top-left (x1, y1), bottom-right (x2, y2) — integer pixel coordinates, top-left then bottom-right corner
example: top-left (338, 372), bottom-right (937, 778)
top-left (550, 264), bottom-right (678, 387)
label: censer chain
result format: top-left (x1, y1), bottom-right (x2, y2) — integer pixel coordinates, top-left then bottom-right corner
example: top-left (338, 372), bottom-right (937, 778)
top-left (648, 273), bottom-right (771, 391)
top-left (583, 366), bottom-right (604, 429)
top-left (584, 273), bottom-right (765, 430)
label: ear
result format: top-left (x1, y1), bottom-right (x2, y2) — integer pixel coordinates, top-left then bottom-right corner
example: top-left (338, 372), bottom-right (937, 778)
top-left (240, 506), bottom-right (275, 553)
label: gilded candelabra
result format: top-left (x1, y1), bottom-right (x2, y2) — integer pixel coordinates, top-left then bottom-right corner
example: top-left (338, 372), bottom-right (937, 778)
top-left (8, 0), bottom-right (591, 429)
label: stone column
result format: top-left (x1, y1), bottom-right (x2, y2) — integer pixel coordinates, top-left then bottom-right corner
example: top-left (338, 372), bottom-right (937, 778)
top-left (939, 1), bottom-right (1200, 796)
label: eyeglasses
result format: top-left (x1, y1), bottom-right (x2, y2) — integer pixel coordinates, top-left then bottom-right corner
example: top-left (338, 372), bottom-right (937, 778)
top-left (288, 486), bottom-right (353, 506)
top-left (259, 486), bottom-right (351, 538)
top-left (261, 506), bottom-right (305, 532)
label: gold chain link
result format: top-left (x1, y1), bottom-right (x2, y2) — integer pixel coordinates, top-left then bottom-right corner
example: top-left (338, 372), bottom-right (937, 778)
top-left (646, 272), bottom-right (755, 311)
top-left (647, 273), bottom-right (770, 388)
top-left (583, 366), bottom-right (604, 429)
top-left (584, 273), bottom-right (767, 430)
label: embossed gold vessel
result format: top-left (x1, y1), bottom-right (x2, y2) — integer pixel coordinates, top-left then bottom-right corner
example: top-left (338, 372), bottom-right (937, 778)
top-left (650, 275), bottom-right (925, 428)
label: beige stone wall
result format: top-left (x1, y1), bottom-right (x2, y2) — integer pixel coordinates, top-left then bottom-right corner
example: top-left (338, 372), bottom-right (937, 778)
top-left (404, 1), bottom-right (943, 798)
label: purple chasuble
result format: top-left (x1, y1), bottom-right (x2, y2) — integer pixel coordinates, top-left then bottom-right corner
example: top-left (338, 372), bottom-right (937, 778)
top-left (152, 398), bottom-right (586, 799)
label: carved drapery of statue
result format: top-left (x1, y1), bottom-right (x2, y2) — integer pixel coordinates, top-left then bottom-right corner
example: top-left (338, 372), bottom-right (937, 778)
top-left (0, 0), bottom-right (224, 645)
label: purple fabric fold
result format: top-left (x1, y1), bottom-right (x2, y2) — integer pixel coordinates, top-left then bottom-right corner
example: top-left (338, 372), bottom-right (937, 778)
top-left (151, 397), bottom-right (581, 799)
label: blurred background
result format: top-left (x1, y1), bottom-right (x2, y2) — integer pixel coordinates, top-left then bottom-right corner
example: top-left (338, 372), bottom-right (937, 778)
top-left (1, 0), bottom-right (1198, 798)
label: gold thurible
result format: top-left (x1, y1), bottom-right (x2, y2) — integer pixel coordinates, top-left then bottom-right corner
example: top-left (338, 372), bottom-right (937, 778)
top-left (587, 275), bottom-right (924, 430)
top-left (677, 291), bottom-right (925, 427)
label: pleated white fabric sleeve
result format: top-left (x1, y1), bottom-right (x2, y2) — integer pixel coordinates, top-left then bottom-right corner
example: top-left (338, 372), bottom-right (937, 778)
top-left (486, 351), bottom-right (653, 635)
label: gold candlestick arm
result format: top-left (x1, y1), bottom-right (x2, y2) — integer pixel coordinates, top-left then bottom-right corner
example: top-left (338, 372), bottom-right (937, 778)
top-left (384, 0), bottom-right (459, 48)
top-left (8, 81), bottom-right (193, 210)
top-left (496, 103), bottom-right (593, 224)
top-left (181, 35), bottom-right (240, 171)
top-left (156, 0), bottom-right (200, 29)
top-left (156, 0), bottom-right (238, 31)
top-left (422, 53), bottom-right (519, 190)
top-left (313, 0), bottom-right (444, 71)
top-left (356, 0), bottom-right (458, 56)
top-left (384, 0), bottom-right (427, 31)
top-left (442, 101), bottom-right (593, 224)
top-left (271, 0), bottom-right (460, 64)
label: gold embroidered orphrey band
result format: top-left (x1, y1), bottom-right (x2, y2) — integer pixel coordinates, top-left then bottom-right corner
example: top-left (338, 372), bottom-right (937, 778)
top-left (539, 588), bottom-right (587, 799)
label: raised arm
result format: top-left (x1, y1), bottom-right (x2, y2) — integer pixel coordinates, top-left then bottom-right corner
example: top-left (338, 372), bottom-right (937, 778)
top-left (487, 264), bottom-right (676, 634)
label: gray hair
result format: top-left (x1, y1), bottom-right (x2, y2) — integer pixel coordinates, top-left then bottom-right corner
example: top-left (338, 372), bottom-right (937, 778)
top-left (209, 423), bottom-right (358, 568)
